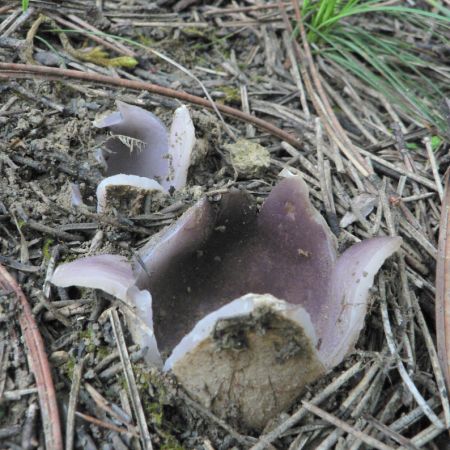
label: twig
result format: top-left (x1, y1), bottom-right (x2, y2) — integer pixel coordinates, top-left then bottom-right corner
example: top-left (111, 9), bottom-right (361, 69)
top-left (240, 84), bottom-right (255, 137)
top-left (0, 264), bottom-right (63, 450)
top-left (24, 220), bottom-right (83, 242)
top-left (43, 245), bottom-right (62, 299)
top-left (359, 147), bottom-right (438, 192)
top-left (109, 308), bottom-right (153, 450)
top-left (287, 0), bottom-right (373, 178)
top-left (390, 398), bottom-right (439, 433)
top-left (85, 382), bottom-right (136, 430)
top-left (250, 361), bottom-right (363, 450)
top-left (379, 275), bottom-right (445, 429)
top-left (301, 401), bottom-right (394, 450)
top-left (0, 63), bottom-right (302, 149)
top-left (408, 416), bottom-right (447, 447)
top-left (424, 136), bottom-right (443, 201)
top-left (0, 342), bottom-right (9, 399)
top-left (282, 30), bottom-right (310, 119)
top-left (364, 415), bottom-right (419, 450)
top-left (145, 47), bottom-right (237, 140)
top-left (65, 357), bottom-right (85, 450)
top-left (21, 402), bottom-right (38, 450)
top-left (436, 170), bottom-right (450, 393)
top-left (75, 411), bottom-right (137, 436)
top-left (178, 389), bottom-right (256, 447)
top-left (410, 292), bottom-right (450, 428)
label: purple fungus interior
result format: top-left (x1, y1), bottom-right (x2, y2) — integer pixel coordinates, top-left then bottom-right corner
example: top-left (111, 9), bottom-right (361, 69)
top-left (96, 101), bottom-right (169, 182)
top-left (135, 176), bottom-right (338, 356)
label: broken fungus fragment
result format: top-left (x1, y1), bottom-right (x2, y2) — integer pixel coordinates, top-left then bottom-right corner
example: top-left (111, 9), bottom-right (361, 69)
top-left (96, 174), bottom-right (165, 213)
top-left (94, 101), bottom-right (196, 211)
top-left (51, 176), bottom-right (401, 430)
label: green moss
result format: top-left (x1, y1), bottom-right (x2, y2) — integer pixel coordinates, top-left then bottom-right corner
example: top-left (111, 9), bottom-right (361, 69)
top-left (136, 369), bottom-right (169, 425)
top-left (64, 356), bottom-right (77, 380)
top-left (117, 374), bottom-right (128, 391)
top-left (431, 135), bottom-right (442, 151)
top-left (250, 73), bottom-right (265, 83)
top-left (42, 238), bottom-right (54, 261)
top-left (79, 327), bottom-right (96, 354)
top-left (181, 27), bottom-right (208, 38)
top-left (219, 86), bottom-right (241, 103)
top-left (121, 365), bottom-right (184, 448)
top-left (137, 34), bottom-right (156, 47)
top-left (145, 402), bottom-right (163, 427)
top-left (70, 46), bottom-right (138, 68)
top-left (160, 435), bottom-right (184, 450)
top-left (96, 346), bottom-right (110, 359)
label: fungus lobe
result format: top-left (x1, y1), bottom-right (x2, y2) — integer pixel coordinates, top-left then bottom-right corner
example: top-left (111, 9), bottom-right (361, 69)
top-left (94, 101), bottom-right (195, 212)
top-left (52, 176), bottom-right (401, 429)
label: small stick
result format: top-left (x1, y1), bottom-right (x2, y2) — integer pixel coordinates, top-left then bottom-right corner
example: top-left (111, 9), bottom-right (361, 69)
top-left (93, 345), bottom-right (139, 373)
top-left (301, 401), bottom-right (394, 450)
top-left (364, 416), bottom-right (418, 449)
top-left (85, 383), bottom-right (135, 429)
top-left (316, 119), bottom-right (334, 215)
top-left (282, 31), bottom-right (310, 119)
top-left (402, 192), bottom-right (435, 202)
top-left (410, 291), bottom-right (450, 428)
top-left (424, 136), bottom-right (443, 201)
top-left (1, 7), bottom-right (33, 38)
top-left (240, 84), bottom-right (255, 138)
top-left (0, 264), bottom-right (63, 450)
top-left (379, 276), bottom-right (444, 429)
top-left (24, 220), bottom-right (83, 242)
top-left (2, 388), bottom-right (38, 400)
top-left (34, 292), bottom-right (71, 327)
top-left (65, 358), bottom-right (85, 450)
top-left (409, 417), bottom-right (447, 447)
top-left (178, 390), bottom-right (256, 447)
top-left (390, 398), bottom-right (440, 433)
top-left (250, 361), bottom-right (363, 450)
top-left (436, 171), bottom-right (450, 393)
top-left (358, 148), bottom-right (438, 192)
top-left (341, 362), bottom-right (380, 414)
top-left (21, 402), bottom-right (38, 450)
top-left (75, 411), bottom-right (137, 436)
top-left (109, 309), bottom-right (153, 450)
top-left (0, 63), bottom-right (300, 149)
top-left (43, 245), bottom-right (62, 299)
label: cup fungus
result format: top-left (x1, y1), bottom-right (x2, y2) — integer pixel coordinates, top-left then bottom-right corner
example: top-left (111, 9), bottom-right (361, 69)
top-left (94, 101), bottom-right (195, 211)
top-left (52, 175), bottom-right (401, 430)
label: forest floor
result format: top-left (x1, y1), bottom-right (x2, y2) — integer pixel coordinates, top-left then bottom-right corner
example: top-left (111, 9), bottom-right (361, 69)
top-left (0, 1), bottom-right (450, 449)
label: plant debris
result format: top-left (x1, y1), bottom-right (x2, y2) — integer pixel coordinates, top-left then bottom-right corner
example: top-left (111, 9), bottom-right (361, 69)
top-left (0, 1), bottom-right (449, 449)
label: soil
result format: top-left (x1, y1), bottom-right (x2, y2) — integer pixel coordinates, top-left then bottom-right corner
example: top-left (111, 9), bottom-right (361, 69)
top-left (0, 1), bottom-right (449, 449)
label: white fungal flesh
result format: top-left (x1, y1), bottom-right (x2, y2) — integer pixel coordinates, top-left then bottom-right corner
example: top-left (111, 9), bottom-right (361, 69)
top-left (167, 293), bottom-right (326, 430)
top-left (167, 105), bottom-right (196, 191)
top-left (51, 254), bottom-right (162, 367)
top-left (51, 254), bottom-right (135, 302)
top-left (94, 101), bottom-right (195, 192)
top-left (96, 174), bottom-right (165, 213)
top-left (126, 286), bottom-right (162, 367)
top-left (320, 236), bottom-right (402, 369)
top-left (164, 293), bottom-right (318, 371)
